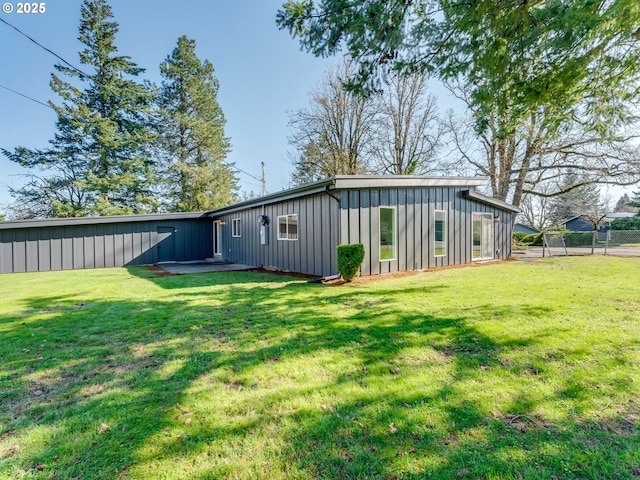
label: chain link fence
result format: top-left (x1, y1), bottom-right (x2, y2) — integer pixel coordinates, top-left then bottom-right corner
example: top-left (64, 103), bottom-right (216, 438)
top-left (539, 230), bottom-right (640, 257)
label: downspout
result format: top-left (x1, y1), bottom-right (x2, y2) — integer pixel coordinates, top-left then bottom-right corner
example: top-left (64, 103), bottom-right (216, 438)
top-left (324, 184), bottom-right (340, 203)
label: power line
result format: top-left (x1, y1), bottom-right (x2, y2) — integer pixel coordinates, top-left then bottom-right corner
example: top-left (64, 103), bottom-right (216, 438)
top-left (234, 166), bottom-right (262, 182)
top-left (234, 163), bottom-right (266, 196)
top-left (0, 17), bottom-right (90, 79)
top-left (0, 83), bottom-right (53, 110)
top-left (237, 178), bottom-right (263, 189)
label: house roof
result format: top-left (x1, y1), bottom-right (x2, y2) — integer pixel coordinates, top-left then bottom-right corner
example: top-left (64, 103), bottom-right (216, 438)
top-left (0, 176), bottom-right (519, 228)
top-left (208, 175), bottom-right (494, 216)
top-left (514, 223), bottom-right (540, 233)
top-left (461, 189), bottom-right (520, 213)
top-left (0, 212), bottom-right (209, 230)
top-left (560, 212), bottom-right (637, 226)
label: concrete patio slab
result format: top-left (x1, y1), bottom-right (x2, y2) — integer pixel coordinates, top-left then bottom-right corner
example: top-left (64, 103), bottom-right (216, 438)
top-left (157, 262), bottom-right (256, 275)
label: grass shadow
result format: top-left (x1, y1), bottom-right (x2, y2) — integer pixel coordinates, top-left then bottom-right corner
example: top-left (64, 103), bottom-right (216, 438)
top-left (1, 261), bottom-right (639, 478)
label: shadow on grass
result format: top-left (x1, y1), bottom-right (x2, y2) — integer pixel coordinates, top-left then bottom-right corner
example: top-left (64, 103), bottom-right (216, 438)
top-left (1, 271), bottom-right (638, 479)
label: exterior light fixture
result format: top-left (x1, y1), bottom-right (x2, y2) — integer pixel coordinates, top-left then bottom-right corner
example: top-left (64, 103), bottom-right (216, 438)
top-left (218, 220), bottom-right (226, 226)
top-left (634, 28), bottom-right (640, 41)
top-left (493, 215), bottom-right (500, 222)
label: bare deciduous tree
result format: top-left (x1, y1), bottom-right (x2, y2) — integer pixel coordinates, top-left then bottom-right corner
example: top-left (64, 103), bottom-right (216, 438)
top-left (371, 73), bottom-right (442, 175)
top-left (288, 58), bottom-right (377, 184)
top-left (443, 82), bottom-right (640, 211)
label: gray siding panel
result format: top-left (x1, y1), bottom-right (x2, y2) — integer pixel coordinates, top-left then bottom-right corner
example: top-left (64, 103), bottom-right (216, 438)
top-left (84, 226), bottom-right (95, 269)
top-left (94, 225), bottom-right (105, 268)
top-left (370, 190), bottom-right (380, 275)
top-left (340, 185), bottom-right (514, 277)
top-left (216, 191), bottom-right (340, 277)
top-left (13, 230), bottom-right (27, 273)
top-left (38, 233), bottom-right (51, 272)
top-left (359, 190), bottom-right (371, 276)
top-left (26, 229), bottom-right (38, 272)
top-left (0, 184), bottom-right (513, 276)
top-left (104, 229), bottom-right (115, 268)
top-left (1, 231), bottom-right (13, 274)
top-left (0, 219), bottom-right (212, 274)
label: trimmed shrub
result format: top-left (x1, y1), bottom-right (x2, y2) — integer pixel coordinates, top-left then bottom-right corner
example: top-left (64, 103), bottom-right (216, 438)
top-left (564, 231), bottom-right (593, 247)
top-left (337, 244), bottom-right (365, 282)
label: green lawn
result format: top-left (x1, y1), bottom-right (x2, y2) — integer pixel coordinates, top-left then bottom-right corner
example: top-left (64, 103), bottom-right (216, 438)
top-left (1, 257), bottom-right (639, 479)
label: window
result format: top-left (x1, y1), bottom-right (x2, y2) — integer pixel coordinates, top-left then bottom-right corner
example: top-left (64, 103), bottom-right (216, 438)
top-left (379, 207), bottom-right (396, 261)
top-left (277, 214), bottom-right (298, 240)
top-left (434, 210), bottom-right (446, 257)
top-left (232, 218), bottom-right (241, 237)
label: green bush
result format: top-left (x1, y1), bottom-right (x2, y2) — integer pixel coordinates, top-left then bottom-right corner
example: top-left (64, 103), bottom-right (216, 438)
top-left (337, 244), bottom-right (365, 282)
top-left (512, 231), bottom-right (529, 242)
top-left (564, 231), bottom-right (593, 247)
top-left (522, 232), bottom-right (544, 246)
top-left (609, 216), bottom-right (640, 230)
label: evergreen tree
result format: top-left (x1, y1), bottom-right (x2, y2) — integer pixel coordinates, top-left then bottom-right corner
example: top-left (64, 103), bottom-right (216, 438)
top-left (2, 0), bottom-right (156, 217)
top-left (155, 36), bottom-right (236, 211)
top-left (548, 172), bottom-right (602, 225)
top-left (614, 193), bottom-right (638, 213)
top-left (629, 190), bottom-right (640, 209)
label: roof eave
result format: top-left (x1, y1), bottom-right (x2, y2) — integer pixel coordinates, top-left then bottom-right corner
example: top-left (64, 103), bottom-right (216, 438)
top-left (0, 212), bottom-right (209, 230)
top-left (462, 189), bottom-right (520, 213)
top-left (207, 175), bottom-right (491, 217)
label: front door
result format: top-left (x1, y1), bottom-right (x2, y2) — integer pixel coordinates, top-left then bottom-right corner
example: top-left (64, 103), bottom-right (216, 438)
top-left (213, 221), bottom-right (222, 256)
top-left (157, 227), bottom-right (176, 262)
top-left (472, 213), bottom-right (494, 261)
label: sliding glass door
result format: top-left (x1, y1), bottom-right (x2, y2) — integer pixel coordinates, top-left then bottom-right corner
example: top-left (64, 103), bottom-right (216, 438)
top-left (472, 213), bottom-right (494, 260)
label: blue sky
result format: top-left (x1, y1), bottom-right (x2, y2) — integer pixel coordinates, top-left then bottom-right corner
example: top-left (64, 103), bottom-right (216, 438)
top-left (0, 0), bottom-right (338, 210)
top-left (1, 1), bottom-right (632, 215)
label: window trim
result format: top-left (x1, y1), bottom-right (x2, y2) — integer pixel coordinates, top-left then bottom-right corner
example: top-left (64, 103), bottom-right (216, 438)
top-left (379, 206), bottom-right (397, 262)
top-left (434, 209), bottom-right (447, 258)
top-left (232, 218), bottom-right (241, 238)
top-left (277, 213), bottom-right (298, 241)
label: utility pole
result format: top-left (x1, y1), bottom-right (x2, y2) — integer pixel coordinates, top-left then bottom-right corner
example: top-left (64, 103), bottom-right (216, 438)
top-left (261, 162), bottom-right (266, 196)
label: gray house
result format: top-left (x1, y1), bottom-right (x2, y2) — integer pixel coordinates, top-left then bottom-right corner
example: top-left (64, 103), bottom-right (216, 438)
top-left (209, 176), bottom-right (518, 277)
top-left (558, 212), bottom-right (637, 241)
top-left (514, 223), bottom-right (540, 235)
top-left (0, 175), bottom-right (518, 276)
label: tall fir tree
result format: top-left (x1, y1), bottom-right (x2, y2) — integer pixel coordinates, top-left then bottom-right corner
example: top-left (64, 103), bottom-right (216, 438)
top-left (629, 190), bottom-right (640, 210)
top-left (548, 172), bottom-right (602, 225)
top-left (3, 0), bottom-right (156, 218)
top-left (155, 36), bottom-right (236, 212)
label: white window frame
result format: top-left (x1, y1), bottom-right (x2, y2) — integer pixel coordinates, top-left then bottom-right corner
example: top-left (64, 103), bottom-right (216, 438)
top-left (434, 209), bottom-right (447, 257)
top-left (232, 218), bottom-right (241, 238)
top-left (379, 206), bottom-right (397, 262)
top-left (277, 214), bottom-right (298, 241)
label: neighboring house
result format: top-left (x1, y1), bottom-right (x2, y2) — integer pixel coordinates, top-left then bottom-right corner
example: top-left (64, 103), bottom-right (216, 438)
top-left (558, 212), bottom-right (637, 240)
top-left (514, 223), bottom-right (540, 235)
top-left (0, 175), bottom-right (519, 276)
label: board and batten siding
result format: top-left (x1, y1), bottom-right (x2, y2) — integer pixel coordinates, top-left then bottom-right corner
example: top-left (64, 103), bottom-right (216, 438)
top-left (215, 192), bottom-right (340, 277)
top-left (339, 187), bottom-right (512, 276)
top-left (0, 219), bottom-right (212, 274)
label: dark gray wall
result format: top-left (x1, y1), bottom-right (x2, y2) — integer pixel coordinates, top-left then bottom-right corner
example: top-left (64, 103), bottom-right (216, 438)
top-left (215, 186), bottom-right (513, 277)
top-left (216, 192), bottom-right (340, 277)
top-left (0, 219), bottom-right (212, 274)
top-left (340, 187), bottom-right (513, 276)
